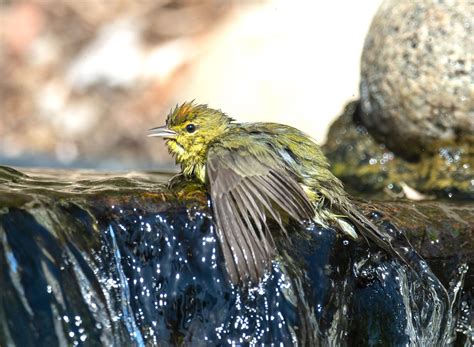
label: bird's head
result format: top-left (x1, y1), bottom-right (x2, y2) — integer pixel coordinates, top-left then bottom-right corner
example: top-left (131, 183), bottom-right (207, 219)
top-left (148, 101), bottom-right (233, 163)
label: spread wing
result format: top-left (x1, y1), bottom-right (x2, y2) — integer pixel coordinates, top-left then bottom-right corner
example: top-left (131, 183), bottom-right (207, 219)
top-left (206, 144), bottom-right (315, 284)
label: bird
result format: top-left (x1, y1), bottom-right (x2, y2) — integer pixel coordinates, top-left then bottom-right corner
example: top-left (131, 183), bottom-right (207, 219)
top-left (148, 101), bottom-right (395, 285)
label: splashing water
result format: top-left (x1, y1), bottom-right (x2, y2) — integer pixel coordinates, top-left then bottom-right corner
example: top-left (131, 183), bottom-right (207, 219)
top-left (0, 166), bottom-right (471, 345)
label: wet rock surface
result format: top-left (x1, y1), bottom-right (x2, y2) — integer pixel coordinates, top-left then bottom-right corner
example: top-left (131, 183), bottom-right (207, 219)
top-left (324, 101), bottom-right (474, 200)
top-left (0, 166), bottom-right (471, 346)
top-left (360, 0), bottom-right (474, 158)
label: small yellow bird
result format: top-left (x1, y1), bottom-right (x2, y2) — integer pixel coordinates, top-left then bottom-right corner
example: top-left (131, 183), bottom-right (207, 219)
top-left (149, 102), bottom-right (395, 284)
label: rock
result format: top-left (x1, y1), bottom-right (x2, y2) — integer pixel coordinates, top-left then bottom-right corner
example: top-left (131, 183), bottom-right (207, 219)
top-left (360, 0), bottom-right (474, 158)
top-left (324, 101), bottom-right (474, 199)
top-left (0, 166), bottom-right (470, 345)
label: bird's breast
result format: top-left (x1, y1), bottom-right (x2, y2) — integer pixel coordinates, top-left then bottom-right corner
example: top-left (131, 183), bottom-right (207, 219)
top-left (181, 159), bottom-right (206, 183)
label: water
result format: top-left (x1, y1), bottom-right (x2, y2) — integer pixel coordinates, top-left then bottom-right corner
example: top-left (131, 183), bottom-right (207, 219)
top-left (0, 166), bottom-right (471, 346)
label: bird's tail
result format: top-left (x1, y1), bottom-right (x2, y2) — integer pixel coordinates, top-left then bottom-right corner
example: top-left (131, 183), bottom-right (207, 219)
top-left (332, 200), bottom-right (413, 268)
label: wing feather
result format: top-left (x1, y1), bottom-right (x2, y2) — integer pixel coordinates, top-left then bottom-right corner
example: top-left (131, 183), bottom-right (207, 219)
top-left (241, 179), bottom-right (284, 227)
top-left (220, 193), bottom-right (258, 280)
top-left (266, 171), bottom-right (314, 217)
top-left (254, 174), bottom-right (312, 221)
top-left (207, 144), bottom-right (315, 284)
top-left (229, 189), bottom-right (272, 262)
top-left (232, 185), bottom-right (276, 260)
top-left (212, 200), bottom-right (239, 283)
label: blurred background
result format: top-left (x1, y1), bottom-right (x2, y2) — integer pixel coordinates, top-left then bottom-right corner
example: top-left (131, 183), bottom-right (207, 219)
top-left (0, 0), bottom-right (382, 171)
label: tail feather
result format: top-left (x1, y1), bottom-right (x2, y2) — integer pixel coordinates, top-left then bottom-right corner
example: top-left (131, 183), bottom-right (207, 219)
top-left (333, 201), bottom-right (412, 267)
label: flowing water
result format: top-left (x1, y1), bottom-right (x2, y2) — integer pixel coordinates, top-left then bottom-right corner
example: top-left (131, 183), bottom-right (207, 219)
top-left (0, 166), bottom-right (471, 346)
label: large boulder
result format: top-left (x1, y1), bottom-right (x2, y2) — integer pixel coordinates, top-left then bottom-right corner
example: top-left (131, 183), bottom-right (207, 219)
top-left (360, 0), bottom-right (474, 158)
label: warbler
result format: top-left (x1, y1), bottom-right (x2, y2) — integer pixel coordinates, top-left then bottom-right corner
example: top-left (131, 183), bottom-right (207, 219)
top-left (149, 102), bottom-right (395, 284)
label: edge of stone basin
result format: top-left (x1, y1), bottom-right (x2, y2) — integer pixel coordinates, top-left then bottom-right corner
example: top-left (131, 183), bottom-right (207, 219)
top-left (0, 164), bottom-right (471, 265)
top-left (358, 198), bottom-right (473, 295)
top-left (356, 199), bottom-right (473, 262)
top-left (93, 193), bottom-right (474, 267)
top-left (94, 188), bottom-right (474, 290)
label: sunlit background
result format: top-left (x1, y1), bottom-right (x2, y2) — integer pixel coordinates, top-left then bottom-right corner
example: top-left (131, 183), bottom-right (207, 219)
top-left (0, 0), bottom-right (382, 170)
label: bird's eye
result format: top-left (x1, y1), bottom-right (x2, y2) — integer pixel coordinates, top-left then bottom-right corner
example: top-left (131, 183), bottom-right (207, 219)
top-left (186, 124), bottom-right (196, 133)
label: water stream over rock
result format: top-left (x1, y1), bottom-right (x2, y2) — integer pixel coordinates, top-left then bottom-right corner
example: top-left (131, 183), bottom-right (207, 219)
top-left (0, 166), bottom-right (471, 346)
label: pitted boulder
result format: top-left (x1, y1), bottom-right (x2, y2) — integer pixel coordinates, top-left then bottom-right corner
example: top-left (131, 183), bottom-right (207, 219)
top-left (360, 0), bottom-right (474, 157)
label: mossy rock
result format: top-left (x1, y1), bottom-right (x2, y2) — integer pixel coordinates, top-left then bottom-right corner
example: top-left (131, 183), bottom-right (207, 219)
top-left (323, 101), bottom-right (474, 200)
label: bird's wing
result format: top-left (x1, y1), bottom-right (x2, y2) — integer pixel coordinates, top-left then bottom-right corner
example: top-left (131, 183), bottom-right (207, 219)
top-left (206, 144), bottom-right (315, 284)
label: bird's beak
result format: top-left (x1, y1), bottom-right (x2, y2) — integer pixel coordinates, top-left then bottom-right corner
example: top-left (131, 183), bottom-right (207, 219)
top-left (147, 126), bottom-right (177, 138)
